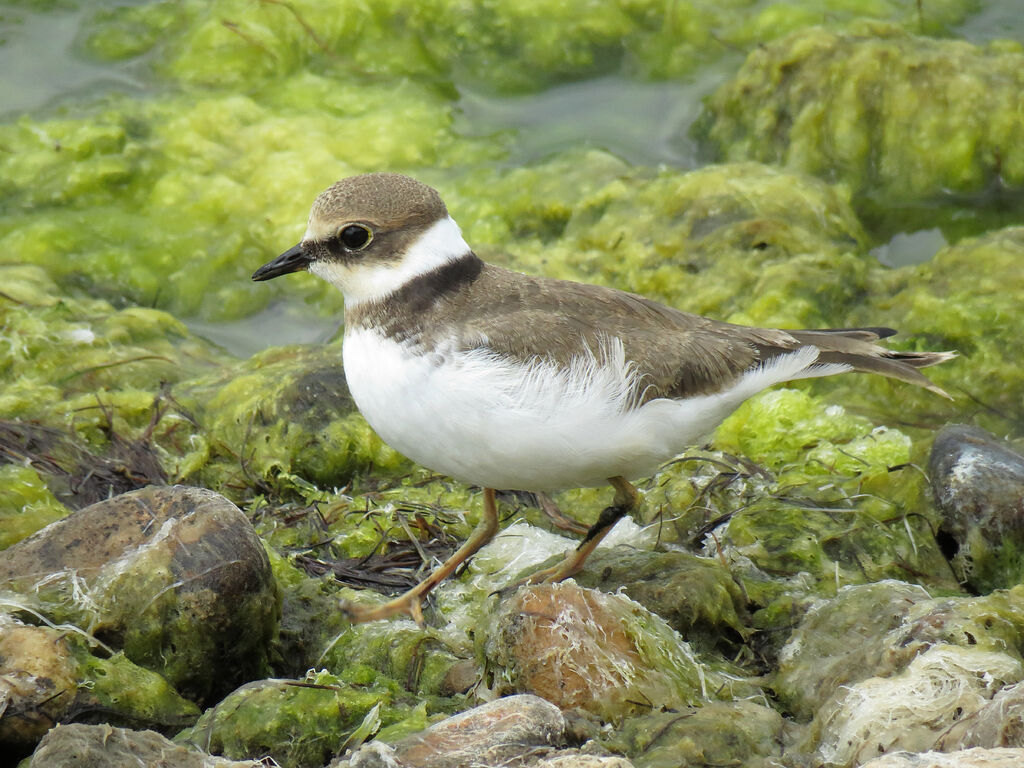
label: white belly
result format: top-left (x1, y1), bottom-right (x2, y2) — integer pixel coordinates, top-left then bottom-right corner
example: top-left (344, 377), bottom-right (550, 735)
top-left (342, 328), bottom-right (827, 491)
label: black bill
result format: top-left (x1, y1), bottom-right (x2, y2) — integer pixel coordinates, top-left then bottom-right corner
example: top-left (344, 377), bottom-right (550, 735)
top-left (252, 243), bottom-right (310, 281)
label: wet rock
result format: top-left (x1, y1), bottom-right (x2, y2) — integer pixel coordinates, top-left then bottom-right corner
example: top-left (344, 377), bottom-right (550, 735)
top-left (27, 723), bottom-right (261, 767)
top-left (334, 697), bottom-right (635, 768)
top-left (774, 581), bottom-right (932, 719)
top-left (178, 670), bottom-right (411, 768)
top-left (573, 549), bottom-right (747, 646)
top-left (929, 425), bottom-right (1024, 592)
top-left (0, 620), bottom-right (79, 754)
top-left (858, 747), bottom-right (1024, 768)
top-left (0, 485), bottom-right (278, 703)
top-left (342, 695), bottom-right (568, 768)
top-left (809, 645), bottom-right (1023, 767)
top-left (486, 582), bottom-right (756, 722)
top-left (0, 617), bottom-right (199, 758)
top-left (938, 680), bottom-right (1024, 749)
top-left (602, 700), bottom-right (785, 768)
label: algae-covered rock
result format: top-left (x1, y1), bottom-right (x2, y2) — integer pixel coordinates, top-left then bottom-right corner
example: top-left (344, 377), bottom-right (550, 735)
top-left (774, 581), bottom-right (933, 720)
top-left (27, 723), bottom-right (260, 768)
top-left (0, 265), bottom-right (220, 418)
top-left (0, 485), bottom-right (278, 703)
top-left (697, 389), bottom-right (956, 595)
top-left (487, 582), bottom-right (756, 722)
top-left (572, 549), bottom-right (747, 648)
top-left (467, 161), bottom-right (872, 331)
top-left (809, 644), bottom-right (1023, 767)
top-left (178, 670), bottom-right (415, 768)
top-left (855, 227), bottom-right (1024, 429)
top-left (700, 25), bottom-right (1024, 232)
top-left (775, 583), bottom-right (1024, 761)
top-left (0, 618), bottom-right (199, 759)
top-left (176, 344), bottom-right (407, 495)
top-left (318, 620), bottom-right (468, 699)
top-left (74, 0), bottom-right (978, 95)
top-left (344, 694), bottom-right (567, 768)
top-left (859, 748), bottom-right (1024, 768)
top-left (938, 680), bottom-right (1024, 750)
top-left (603, 700), bottom-right (785, 768)
top-left (929, 425), bottom-right (1024, 593)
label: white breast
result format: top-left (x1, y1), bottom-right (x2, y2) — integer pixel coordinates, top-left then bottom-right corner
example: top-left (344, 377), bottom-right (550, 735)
top-left (342, 329), bottom-right (835, 492)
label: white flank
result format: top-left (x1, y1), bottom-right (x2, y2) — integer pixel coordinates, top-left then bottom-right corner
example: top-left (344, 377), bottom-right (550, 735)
top-left (343, 329), bottom-right (850, 492)
top-left (308, 216), bottom-right (470, 307)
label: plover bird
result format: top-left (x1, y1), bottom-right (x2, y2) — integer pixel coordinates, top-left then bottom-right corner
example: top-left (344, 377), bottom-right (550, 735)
top-left (253, 173), bottom-right (954, 623)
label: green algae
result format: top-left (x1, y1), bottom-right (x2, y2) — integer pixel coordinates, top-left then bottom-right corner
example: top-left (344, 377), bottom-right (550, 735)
top-left (0, 79), bottom-right (493, 322)
top-left (700, 24), bottom-right (1024, 236)
top-left (0, 265), bottom-right (219, 435)
top-left (862, 227), bottom-right (1024, 431)
top-left (173, 344), bottom-right (408, 496)
top-left (75, 649), bottom-right (202, 729)
top-left (652, 389), bottom-right (957, 598)
top-left (0, 465), bottom-right (68, 549)
top-left (76, 0), bottom-right (979, 94)
top-left (177, 669), bottom-right (424, 768)
top-left (0, 619), bottom-right (198, 751)
top-left (603, 700), bottom-right (785, 768)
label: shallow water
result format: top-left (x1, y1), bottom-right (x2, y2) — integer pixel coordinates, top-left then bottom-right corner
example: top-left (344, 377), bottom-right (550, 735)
top-left (0, 4), bottom-right (142, 117)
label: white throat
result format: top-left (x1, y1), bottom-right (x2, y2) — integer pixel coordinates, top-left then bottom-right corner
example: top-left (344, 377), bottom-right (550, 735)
top-left (308, 215), bottom-right (470, 306)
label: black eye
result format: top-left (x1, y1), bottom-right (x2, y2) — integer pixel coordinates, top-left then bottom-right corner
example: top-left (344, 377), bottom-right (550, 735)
top-left (338, 224), bottom-right (371, 250)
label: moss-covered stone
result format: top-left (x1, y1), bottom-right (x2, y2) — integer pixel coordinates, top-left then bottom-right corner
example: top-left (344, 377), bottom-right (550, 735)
top-left (176, 670), bottom-right (420, 768)
top-left (0, 486), bottom-right (279, 704)
top-left (602, 700), bottom-right (786, 768)
top-left (174, 344), bottom-right (407, 496)
top-left (487, 582), bottom-right (758, 722)
top-left (0, 619), bottom-right (198, 758)
top-left (700, 25), bottom-right (1024, 235)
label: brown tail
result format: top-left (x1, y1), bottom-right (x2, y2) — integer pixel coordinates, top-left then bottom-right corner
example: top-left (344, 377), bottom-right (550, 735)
top-left (789, 328), bottom-right (957, 399)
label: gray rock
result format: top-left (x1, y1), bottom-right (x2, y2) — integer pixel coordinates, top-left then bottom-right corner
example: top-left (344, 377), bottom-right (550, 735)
top-left (27, 723), bottom-right (260, 767)
top-left (334, 695), bottom-right (568, 768)
top-left (857, 747), bottom-right (1024, 768)
top-left (929, 425), bottom-right (1024, 592)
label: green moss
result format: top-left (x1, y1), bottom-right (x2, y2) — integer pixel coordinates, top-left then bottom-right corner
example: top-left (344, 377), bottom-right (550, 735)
top-left (0, 465), bottom-right (69, 549)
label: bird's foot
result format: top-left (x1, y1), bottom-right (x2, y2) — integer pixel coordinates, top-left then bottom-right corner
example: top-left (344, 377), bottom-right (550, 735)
top-left (341, 588), bottom-right (428, 627)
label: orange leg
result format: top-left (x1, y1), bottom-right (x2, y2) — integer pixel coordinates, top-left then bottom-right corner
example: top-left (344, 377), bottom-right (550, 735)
top-left (342, 488), bottom-right (500, 626)
top-left (519, 476), bottom-right (639, 585)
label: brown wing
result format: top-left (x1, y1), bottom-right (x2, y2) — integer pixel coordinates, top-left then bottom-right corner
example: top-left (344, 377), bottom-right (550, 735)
top-left (439, 264), bottom-right (954, 402)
